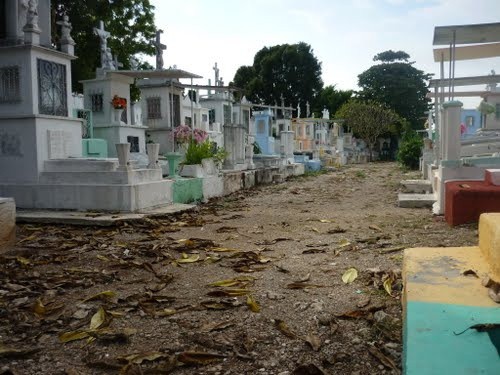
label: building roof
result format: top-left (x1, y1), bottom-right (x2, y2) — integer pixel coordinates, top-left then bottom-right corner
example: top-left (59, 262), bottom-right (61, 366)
top-left (433, 42), bottom-right (500, 62)
top-left (429, 74), bottom-right (500, 88)
top-left (109, 69), bottom-right (202, 80)
top-left (433, 22), bottom-right (500, 46)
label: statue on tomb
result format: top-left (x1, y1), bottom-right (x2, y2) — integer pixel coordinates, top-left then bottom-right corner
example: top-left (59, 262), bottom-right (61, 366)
top-left (154, 29), bottom-right (166, 70)
top-left (56, 14), bottom-right (74, 44)
top-left (213, 63), bottom-right (220, 86)
top-left (94, 21), bottom-right (110, 69)
top-left (297, 100), bottom-right (301, 118)
top-left (103, 48), bottom-right (116, 70)
top-left (24, 0), bottom-right (40, 31)
top-left (18, 0), bottom-right (29, 37)
top-left (322, 107), bottom-right (330, 120)
top-left (487, 69), bottom-right (498, 91)
top-left (129, 56), bottom-right (140, 70)
top-left (306, 101), bottom-right (310, 118)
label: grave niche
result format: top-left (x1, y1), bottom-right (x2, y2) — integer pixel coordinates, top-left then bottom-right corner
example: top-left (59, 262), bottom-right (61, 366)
top-left (127, 136), bottom-right (139, 153)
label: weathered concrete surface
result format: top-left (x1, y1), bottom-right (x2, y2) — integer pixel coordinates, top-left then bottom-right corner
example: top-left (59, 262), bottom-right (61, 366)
top-left (403, 213), bottom-right (500, 374)
top-left (398, 193), bottom-right (435, 208)
top-left (403, 245), bottom-right (499, 374)
top-left (401, 179), bottom-right (432, 193)
top-left (16, 203), bottom-right (195, 226)
top-left (478, 212), bottom-right (500, 282)
top-left (0, 198), bottom-right (15, 251)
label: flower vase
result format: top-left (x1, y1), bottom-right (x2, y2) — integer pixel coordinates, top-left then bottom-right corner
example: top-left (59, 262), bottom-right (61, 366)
top-left (146, 143), bottom-right (160, 169)
top-left (165, 152), bottom-right (182, 178)
top-left (112, 108), bottom-right (124, 125)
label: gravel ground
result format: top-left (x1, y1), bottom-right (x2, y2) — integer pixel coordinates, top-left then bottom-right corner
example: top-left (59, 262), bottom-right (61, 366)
top-left (0, 162), bottom-right (478, 375)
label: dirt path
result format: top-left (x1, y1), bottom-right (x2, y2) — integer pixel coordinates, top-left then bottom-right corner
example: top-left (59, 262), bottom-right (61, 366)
top-left (0, 162), bottom-right (477, 375)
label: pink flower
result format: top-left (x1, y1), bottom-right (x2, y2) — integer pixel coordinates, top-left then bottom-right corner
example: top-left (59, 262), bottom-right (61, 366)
top-left (173, 125), bottom-right (208, 144)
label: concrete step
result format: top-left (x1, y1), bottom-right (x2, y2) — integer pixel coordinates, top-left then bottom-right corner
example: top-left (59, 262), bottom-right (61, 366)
top-left (401, 179), bottom-right (432, 193)
top-left (398, 193), bottom-right (435, 208)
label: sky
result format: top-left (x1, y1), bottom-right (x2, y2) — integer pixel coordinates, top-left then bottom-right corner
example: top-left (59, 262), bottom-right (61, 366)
top-left (148, 0), bottom-right (500, 108)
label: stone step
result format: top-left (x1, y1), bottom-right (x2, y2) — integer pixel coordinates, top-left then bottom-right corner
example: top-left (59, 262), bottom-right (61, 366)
top-left (39, 169), bottom-right (162, 185)
top-left (401, 179), bottom-right (432, 193)
top-left (398, 193), bottom-right (435, 208)
top-left (44, 158), bottom-right (118, 172)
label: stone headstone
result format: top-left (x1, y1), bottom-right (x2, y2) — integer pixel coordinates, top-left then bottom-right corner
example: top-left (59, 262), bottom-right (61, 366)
top-left (48, 130), bottom-right (71, 159)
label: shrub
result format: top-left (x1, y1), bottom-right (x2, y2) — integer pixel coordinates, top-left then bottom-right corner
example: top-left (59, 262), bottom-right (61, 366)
top-left (184, 140), bottom-right (214, 165)
top-left (397, 131), bottom-right (423, 170)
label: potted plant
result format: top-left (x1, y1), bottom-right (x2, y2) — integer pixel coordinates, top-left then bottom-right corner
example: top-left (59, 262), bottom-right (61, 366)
top-left (111, 95), bottom-right (127, 124)
top-left (174, 126), bottom-right (228, 177)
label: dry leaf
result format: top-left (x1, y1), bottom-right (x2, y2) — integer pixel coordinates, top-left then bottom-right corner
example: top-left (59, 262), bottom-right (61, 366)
top-left (177, 351), bottom-right (225, 365)
top-left (335, 309), bottom-right (370, 319)
top-left (121, 352), bottom-right (168, 365)
top-left (304, 334), bottom-right (322, 351)
top-left (89, 306), bottom-right (107, 330)
top-left (0, 345), bottom-right (40, 359)
top-left (292, 363), bottom-right (326, 375)
top-left (33, 298), bottom-right (46, 316)
top-left (338, 239), bottom-right (351, 248)
top-left (286, 282), bottom-right (324, 289)
top-left (176, 253), bottom-right (200, 264)
top-left (369, 224), bottom-right (382, 231)
top-left (207, 289), bottom-right (250, 297)
top-left (342, 268), bottom-right (358, 284)
top-left (367, 346), bottom-right (398, 370)
top-left (302, 248), bottom-right (326, 254)
top-left (462, 269), bottom-right (479, 278)
top-left (208, 276), bottom-right (255, 288)
top-left (59, 330), bottom-right (90, 343)
top-left (275, 319), bottom-right (298, 339)
top-left (246, 295), bottom-right (260, 313)
top-left (209, 247), bottom-right (239, 252)
top-left (319, 219), bottom-right (333, 223)
top-left (200, 320), bottom-right (235, 332)
top-left (383, 278), bottom-right (393, 296)
top-left (82, 290), bottom-right (117, 303)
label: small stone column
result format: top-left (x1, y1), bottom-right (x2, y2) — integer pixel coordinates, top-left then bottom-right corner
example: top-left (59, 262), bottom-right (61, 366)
top-left (146, 143), bottom-right (160, 169)
top-left (442, 101), bottom-right (463, 161)
top-left (116, 143), bottom-right (131, 171)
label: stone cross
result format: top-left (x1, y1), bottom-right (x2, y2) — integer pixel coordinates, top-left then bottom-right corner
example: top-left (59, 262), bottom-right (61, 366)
top-left (94, 21), bottom-right (110, 69)
top-left (154, 29), bottom-right (166, 70)
top-left (56, 14), bottom-right (74, 44)
top-left (113, 54), bottom-right (123, 70)
top-left (213, 63), bottom-right (220, 85)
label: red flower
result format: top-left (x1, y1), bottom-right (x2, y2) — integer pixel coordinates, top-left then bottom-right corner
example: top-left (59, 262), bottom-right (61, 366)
top-left (112, 95), bottom-right (127, 109)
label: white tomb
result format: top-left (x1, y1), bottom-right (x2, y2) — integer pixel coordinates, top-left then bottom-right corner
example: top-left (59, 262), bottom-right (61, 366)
top-left (0, 4), bottom-right (174, 211)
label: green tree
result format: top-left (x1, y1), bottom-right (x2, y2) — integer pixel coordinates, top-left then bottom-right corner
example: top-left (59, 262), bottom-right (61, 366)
top-left (357, 50), bottom-right (431, 130)
top-left (313, 85), bottom-right (352, 118)
top-left (52, 0), bottom-right (157, 93)
top-left (335, 100), bottom-right (400, 161)
top-left (231, 42), bottom-right (323, 116)
top-left (397, 128), bottom-right (423, 170)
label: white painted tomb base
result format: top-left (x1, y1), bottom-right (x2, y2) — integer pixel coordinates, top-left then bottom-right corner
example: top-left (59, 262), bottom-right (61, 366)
top-left (0, 158), bottom-right (173, 212)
